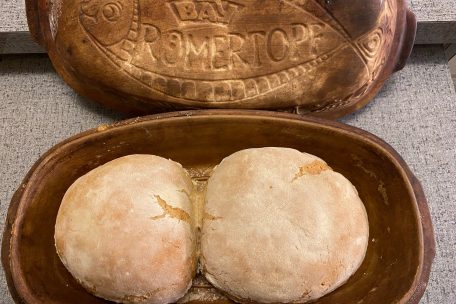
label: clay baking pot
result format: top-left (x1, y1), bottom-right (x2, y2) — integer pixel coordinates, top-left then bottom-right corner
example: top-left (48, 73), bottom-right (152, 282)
top-left (2, 111), bottom-right (434, 304)
top-left (26, 0), bottom-right (416, 118)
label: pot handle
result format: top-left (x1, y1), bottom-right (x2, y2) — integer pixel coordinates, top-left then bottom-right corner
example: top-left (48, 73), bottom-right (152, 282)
top-left (395, 9), bottom-right (417, 72)
top-left (26, 0), bottom-right (46, 48)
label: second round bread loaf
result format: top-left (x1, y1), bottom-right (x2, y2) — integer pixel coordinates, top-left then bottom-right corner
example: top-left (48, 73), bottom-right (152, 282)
top-left (200, 148), bottom-right (369, 303)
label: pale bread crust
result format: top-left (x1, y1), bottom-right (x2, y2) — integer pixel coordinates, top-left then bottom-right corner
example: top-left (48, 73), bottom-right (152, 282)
top-left (55, 155), bottom-right (196, 304)
top-left (201, 148), bottom-right (369, 303)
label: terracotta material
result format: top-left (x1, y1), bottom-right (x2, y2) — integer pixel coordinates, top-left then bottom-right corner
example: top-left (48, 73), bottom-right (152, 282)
top-left (2, 111), bottom-right (434, 304)
top-left (26, 0), bottom-right (416, 118)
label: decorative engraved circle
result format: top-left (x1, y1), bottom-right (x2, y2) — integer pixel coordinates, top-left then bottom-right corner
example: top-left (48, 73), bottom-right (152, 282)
top-left (364, 31), bottom-right (382, 55)
top-left (357, 28), bottom-right (384, 60)
top-left (102, 2), bottom-right (123, 22)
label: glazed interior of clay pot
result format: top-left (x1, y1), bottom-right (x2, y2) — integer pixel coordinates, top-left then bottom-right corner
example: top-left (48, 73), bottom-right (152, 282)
top-left (3, 111), bottom-right (428, 304)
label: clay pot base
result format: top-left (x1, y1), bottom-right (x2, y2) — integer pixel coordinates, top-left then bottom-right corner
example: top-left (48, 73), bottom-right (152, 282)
top-left (2, 111), bottom-right (434, 304)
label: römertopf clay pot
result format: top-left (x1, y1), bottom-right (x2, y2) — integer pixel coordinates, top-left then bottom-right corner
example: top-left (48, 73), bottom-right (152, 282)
top-left (2, 111), bottom-right (435, 304)
top-left (26, 0), bottom-right (416, 118)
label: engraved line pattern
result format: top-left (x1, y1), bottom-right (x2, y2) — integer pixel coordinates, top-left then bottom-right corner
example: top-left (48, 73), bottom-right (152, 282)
top-left (118, 0), bottom-right (141, 60)
top-left (283, 0), bottom-right (369, 70)
top-left (284, 0), bottom-right (352, 42)
top-left (309, 0), bottom-right (370, 66)
top-left (308, 0), bottom-right (397, 113)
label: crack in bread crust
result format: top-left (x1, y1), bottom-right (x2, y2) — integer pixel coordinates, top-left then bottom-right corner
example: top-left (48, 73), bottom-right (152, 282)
top-left (292, 160), bottom-right (333, 181)
top-left (203, 212), bottom-right (223, 221)
top-left (152, 195), bottom-right (192, 224)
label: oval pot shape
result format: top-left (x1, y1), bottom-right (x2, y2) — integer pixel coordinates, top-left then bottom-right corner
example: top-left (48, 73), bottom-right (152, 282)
top-left (2, 110), bottom-right (434, 303)
top-left (27, 0), bottom-right (416, 118)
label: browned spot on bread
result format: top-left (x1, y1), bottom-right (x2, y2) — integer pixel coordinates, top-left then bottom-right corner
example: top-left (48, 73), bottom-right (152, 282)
top-left (153, 195), bottom-right (191, 223)
top-left (203, 212), bottom-right (223, 221)
top-left (293, 160), bottom-right (332, 181)
top-left (121, 294), bottom-right (150, 302)
top-left (150, 213), bottom-right (167, 220)
top-left (120, 288), bottom-right (163, 302)
top-left (300, 289), bottom-right (311, 299)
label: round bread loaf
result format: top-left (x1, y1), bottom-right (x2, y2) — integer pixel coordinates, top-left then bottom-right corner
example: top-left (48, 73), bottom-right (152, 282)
top-left (55, 155), bottom-right (196, 304)
top-left (201, 148), bottom-right (369, 303)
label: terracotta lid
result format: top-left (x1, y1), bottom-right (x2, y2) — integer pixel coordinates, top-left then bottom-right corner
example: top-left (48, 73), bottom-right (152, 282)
top-left (27, 0), bottom-right (416, 119)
